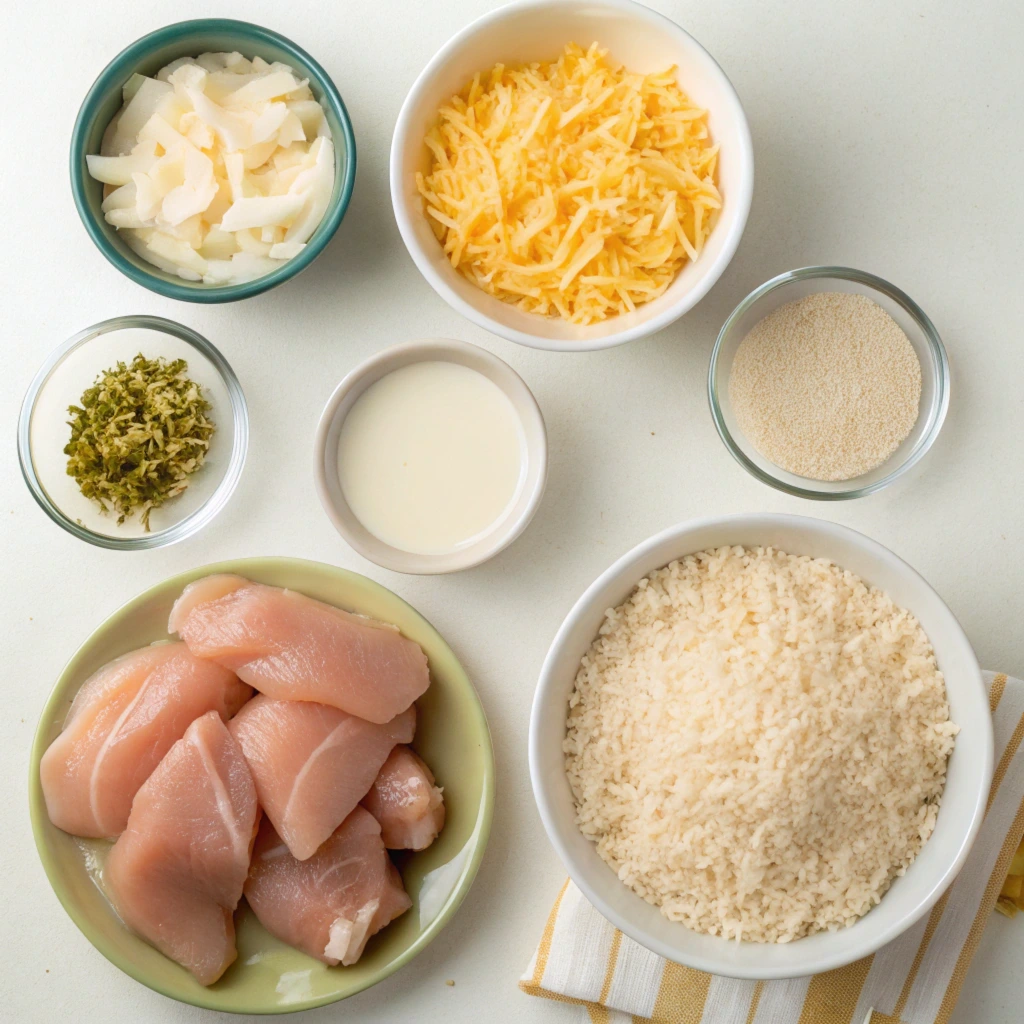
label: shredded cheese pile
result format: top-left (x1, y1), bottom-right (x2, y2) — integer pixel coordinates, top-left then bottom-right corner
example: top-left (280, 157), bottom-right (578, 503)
top-left (416, 43), bottom-right (722, 325)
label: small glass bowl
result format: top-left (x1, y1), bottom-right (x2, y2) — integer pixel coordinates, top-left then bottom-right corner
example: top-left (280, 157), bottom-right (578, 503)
top-left (708, 266), bottom-right (949, 500)
top-left (18, 315), bottom-right (248, 549)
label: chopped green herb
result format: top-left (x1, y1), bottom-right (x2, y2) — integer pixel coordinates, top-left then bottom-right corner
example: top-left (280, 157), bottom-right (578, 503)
top-left (65, 353), bottom-right (215, 531)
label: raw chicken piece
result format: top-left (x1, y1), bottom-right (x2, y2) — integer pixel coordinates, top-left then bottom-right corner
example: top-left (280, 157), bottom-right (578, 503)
top-left (361, 745), bottom-right (445, 851)
top-left (169, 574), bottom-right (430, 724)
top-left (106, 711), bottom-right (258, 986)
top-left (40, 642), bottom-right (251, 838)
top-left (229, 695), bottom-right (416, 860)
top-left (244, 808), bottom-right (411, 966)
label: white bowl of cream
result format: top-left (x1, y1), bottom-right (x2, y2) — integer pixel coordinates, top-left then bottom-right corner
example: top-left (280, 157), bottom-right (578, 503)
top-left (315, 339), bottom-right (547, 573)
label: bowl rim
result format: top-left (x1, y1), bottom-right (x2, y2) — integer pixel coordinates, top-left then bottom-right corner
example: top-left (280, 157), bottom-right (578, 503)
top-left (529, 513), bottom-right (992, 979)
top-left (17, 314), bottom-right (249, 550)
top-left (313, 338), bottom-right (548, 573)
top-left (69, 17), bottom-right (358, 303)
top-left (707, 266), bottom-right (951, 499)
top-left (28, 555), bottom-right (496, 1014)
top-left (389, 0), bottom-right (754, 352)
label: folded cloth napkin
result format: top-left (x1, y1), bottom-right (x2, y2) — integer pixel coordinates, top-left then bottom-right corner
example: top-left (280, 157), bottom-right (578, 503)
top-left (522, 672), bottom-right (1024, 1024)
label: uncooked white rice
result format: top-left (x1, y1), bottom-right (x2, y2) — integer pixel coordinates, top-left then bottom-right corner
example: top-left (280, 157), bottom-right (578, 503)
top-left (564, 546), bottom-right (958, 943)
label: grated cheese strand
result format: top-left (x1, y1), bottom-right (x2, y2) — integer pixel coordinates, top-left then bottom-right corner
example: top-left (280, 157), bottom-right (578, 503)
top-left (417, 42), bottom-right (721, 325)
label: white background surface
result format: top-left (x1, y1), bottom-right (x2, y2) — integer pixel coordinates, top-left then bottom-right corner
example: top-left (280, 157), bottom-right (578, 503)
top-left (1, 1), bottom-right (1021, 1021)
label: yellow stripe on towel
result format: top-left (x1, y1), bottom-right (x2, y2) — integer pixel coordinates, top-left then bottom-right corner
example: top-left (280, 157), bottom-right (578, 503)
top-left (934, 789), bottom-right (1024, 1024)
top-left (521, 672), bottom-right (1024, 1024)
top-left (796, 956), bottom-right (875, 1024)
top-left (531, 879), bottom-right (571, 987)
top-left (651, 961), bottom-right (711, 1024)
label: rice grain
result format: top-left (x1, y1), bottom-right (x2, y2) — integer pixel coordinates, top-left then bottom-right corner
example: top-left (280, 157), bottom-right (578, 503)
top-left (564, 546), bottom-right (957, 943)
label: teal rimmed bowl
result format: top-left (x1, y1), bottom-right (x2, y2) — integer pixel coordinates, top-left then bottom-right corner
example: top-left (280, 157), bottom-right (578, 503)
top-left (70, 19), bottom-right (357, 303)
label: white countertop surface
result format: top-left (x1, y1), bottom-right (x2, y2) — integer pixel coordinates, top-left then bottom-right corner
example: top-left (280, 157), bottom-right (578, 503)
top-left (2, 0), bottom-right (1022, 1021)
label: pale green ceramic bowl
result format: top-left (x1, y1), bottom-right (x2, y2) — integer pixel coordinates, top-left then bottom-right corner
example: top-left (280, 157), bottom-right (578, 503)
top-left (29, 558), bottom-right (494, 1014)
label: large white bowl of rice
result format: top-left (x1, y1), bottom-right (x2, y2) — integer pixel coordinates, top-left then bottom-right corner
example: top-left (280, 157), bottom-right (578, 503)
top-left (529, 514), bottom-right (992, 979)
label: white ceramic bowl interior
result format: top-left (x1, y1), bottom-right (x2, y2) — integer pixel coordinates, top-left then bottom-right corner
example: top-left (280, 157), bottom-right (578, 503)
top-left (390, 0), bottom-right (754, 351)
top-left (530, 514), bottom-right (992, 979)
top-left (315, 339), bottom-right (547, 574)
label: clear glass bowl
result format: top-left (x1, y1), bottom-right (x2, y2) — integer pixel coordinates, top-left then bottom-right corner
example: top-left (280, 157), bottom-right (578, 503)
top-left (18, 315), bottom-right (248, 549)
top-left (708, 266), bottom-right (950, 499)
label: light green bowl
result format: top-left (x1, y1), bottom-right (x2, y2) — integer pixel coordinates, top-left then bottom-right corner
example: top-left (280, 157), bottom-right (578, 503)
top-left (70, 19), bottom-right (357, 302)
top-left (29, 558), bottom-right (494, 1014)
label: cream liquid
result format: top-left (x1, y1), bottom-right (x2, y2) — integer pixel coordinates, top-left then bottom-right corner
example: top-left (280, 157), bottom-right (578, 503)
top-left (337, 361), bottom-right (525, 555)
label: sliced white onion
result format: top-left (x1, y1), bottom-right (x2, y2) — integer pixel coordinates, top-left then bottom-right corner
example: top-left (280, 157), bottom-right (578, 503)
top-left (284, 137), bottom-right (335, 244)
top-left (88, 52), bottom-right (336, 284)
top-left (144, 230), bottom-right (209, 275)
top-left (86, 140), bottom-right (159, 185)
top-left (220, 194), bottom-right (305, 232)
top-left (223, 70), bottom-right (304, 108)
top-left (158, 146), bottom-right (217, 226)
top-left (203, 252), bottom-right (281, 285)
top-left (101, 181), bottom-right (138, 212)
top-left (269, 240), bottom-right (306, 260)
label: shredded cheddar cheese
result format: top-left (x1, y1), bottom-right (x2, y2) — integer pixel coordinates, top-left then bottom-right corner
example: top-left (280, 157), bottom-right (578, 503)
top-left (416, 42), bottom-right (722, 325)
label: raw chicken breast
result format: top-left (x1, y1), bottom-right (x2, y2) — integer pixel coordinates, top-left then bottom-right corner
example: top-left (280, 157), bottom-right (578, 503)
top-left (361, 745), bottom-right (445, 851)
top-left (170, 575), bottom-right (430, 723)
top-left (106, 711), bottom-right (258, 986)
top-left (229, 695), bottom-right (416, 860)
top-left (245, 808), bottom-right (411, 966)
top-left (40, 642), bottom-right (251, 838)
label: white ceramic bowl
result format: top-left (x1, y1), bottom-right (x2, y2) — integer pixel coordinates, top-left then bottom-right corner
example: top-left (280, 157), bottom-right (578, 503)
top-left (530, 514), bottom-right (992, 979)
top-left (315, 339), bottom-right (547, 574)
top-left (390, 0), bottom-right (754, 352)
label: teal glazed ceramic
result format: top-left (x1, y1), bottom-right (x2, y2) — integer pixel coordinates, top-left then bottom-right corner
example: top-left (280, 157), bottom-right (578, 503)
top-left (70, 19), bottom-right (357, 302)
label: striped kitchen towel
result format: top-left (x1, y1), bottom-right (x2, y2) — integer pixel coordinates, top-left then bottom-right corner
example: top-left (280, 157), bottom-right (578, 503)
top-left (521, 672), bottom-right (1024, 1024)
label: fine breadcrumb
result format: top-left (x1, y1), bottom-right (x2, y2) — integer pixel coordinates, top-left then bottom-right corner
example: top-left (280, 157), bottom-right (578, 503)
top-left (564, 546), bottom-right (957, 944)
top-left (64, 354), bottom-right (214, 530)
top-left (729, 293), bottom-right (922, 481)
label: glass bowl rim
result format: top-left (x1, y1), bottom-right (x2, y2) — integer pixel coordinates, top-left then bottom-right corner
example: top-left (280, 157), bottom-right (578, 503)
top-left (707, 265), bottom-right (950, 500)
top-left (17, 314), bottom-right (249, 549)
top-left (69, 17), bottom-right (358, 304)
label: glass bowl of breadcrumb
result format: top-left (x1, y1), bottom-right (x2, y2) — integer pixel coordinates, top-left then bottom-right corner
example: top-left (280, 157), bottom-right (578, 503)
top-left (708, 266), bottom-right (949, 499)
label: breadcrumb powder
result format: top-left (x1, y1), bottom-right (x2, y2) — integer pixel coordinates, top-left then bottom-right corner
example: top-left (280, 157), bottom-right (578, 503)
top-left (564, 546), bottom-right (957, 943)
top-left (729, 293), bottom-right (922, 481)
